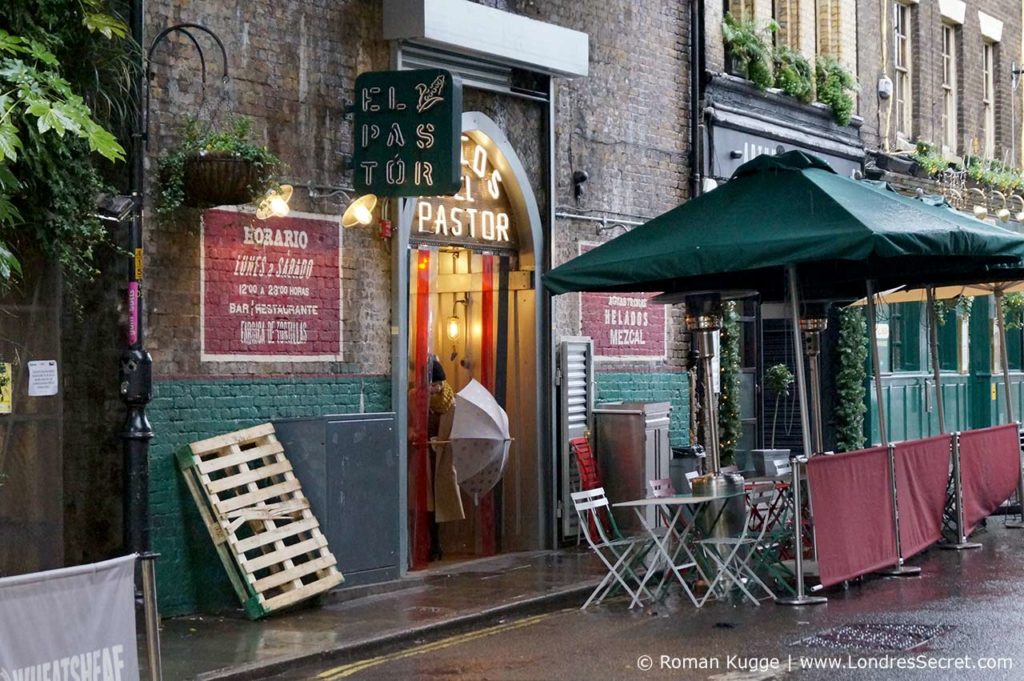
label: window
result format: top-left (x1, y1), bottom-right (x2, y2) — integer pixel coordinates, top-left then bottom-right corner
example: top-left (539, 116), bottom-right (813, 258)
top-left (941, 24), bottom-right (957, 153)
top-left (893, 2), bottom-right (912, 137)
top-left (728, 0), bottom-right (754, 23)
top-left (774, 0), bottom-right (800, 49)
top-left (982, 42), bottom-right (995, 158)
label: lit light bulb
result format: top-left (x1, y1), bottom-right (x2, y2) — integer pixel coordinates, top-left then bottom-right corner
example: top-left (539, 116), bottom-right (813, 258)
top-left (446, 315), bottom-right (462, 340)
top-left (269, 195), bottom-right (290, 217)
top-left (352, 203), bottom-right (373, 225)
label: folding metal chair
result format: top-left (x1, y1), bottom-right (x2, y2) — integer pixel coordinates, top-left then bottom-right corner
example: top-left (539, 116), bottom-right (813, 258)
top-left (570, 437), bottom-right (622, 543)
top-left (571, 487), bottom-right (655, 609)
top-left (697, 483), bottom-right (778, 606)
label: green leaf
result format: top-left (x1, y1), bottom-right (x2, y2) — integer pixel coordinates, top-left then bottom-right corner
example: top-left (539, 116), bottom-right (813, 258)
top-left (0, 122), bottom-right (22, 163)
top-left (26, 40), bottom-right (59, 66)
top-left (83, 13), bottom-right (129, 40)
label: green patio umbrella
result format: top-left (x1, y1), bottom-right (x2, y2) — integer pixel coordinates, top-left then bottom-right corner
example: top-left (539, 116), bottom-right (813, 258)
top-left (544, 151), bottom-right (1024, 603)
top-left (544, 152), bottom-right (1024, 300)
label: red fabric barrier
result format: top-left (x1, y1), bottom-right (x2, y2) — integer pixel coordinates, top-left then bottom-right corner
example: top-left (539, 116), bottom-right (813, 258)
top-left (894, 435), bottom-right (953, 559)
top-left (960, 424), bottom-right (1021, 535)
top-left (807, 446), bottom-right (898, 588)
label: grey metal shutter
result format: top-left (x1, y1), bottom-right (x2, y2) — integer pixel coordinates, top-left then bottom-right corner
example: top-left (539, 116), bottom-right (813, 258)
top-left (558, 337), bottom-right (594, 540)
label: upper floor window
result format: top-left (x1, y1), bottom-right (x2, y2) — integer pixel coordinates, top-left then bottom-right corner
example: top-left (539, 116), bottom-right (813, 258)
top-left (982, 41), bottom-right (995, 158)
top-left (941, 24), bottom-right (958, 153)
top-left (893, 2), bottom-right (913, 138)
top-left (728, 0), bottom-right (755, 23)
top-left (774, 0), bottom-right (800, 49)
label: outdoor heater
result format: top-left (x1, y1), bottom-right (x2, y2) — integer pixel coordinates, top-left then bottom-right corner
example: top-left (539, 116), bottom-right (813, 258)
top-left (799, 303), bottom-right (829, 454)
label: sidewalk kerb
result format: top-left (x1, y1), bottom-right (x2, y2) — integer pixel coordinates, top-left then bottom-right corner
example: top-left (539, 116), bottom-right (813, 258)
top-left (193, 580), bottom-right (599, 681)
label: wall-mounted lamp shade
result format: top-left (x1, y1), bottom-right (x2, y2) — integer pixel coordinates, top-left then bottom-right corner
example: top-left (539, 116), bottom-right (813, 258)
top-left (256, 184), bottom-right (293, 220)
top-left (973, 205), bottom-right (989, 220)
top-left (342, 194), bottom-right (378, 228)
top-left (446, 314), bottom-right (462, 341)
top-left (997, 208), bottom-right (1011, 222)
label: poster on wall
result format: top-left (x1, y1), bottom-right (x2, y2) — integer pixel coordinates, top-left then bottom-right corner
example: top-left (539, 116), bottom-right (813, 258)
top-left (201, 208), bottom-right (342, 362)
top-left (577, 243), bottom-right (667, 361)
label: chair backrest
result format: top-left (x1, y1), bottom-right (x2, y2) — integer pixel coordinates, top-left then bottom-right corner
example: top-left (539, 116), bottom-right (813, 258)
top-left (571, 487), bottom-right (616, 544)
top-left (649, 478), bottom-right (675, 498)
top-left (570, 436), bottom-right (603, 491)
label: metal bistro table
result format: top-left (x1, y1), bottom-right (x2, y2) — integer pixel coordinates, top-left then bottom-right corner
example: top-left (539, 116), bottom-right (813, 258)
top-left (613, 491), bottom-right (743, 608)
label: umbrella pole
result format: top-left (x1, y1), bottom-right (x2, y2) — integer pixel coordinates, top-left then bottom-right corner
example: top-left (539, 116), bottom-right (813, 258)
top-left (776, 266), bottom-right (826, 606)
top-left (994, 289), bottom-right (1024, 529)
top-left (865, 280), bottom-right (889, 448)
top-left (926, 287), bottom-right (946, 434)
top-left (868, 280), bottom-right (920, 577)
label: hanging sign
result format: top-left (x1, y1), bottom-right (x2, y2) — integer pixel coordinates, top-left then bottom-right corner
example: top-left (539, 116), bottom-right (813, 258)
top-left (353, 68), bottom-right (462, 197)
top-left (201, 209), bottom-right (342, 362)
top-left (578, 243), bottom-right (667, 360)
top-left (412, 135), bottom-right (518, 252)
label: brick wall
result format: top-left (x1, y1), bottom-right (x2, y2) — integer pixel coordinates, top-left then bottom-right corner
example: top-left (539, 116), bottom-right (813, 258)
top-left (595, 370), bottom-right (691, 447)
top-left (135, 0), bottom-right (698, 614)
top-left (858, 0), bottom-right (1023, 160)
top-left (150, 375), bottom-right (390, 615)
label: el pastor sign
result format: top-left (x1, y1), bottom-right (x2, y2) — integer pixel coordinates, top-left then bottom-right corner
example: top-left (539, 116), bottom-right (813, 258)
top-left (201, 208), bottom-right (342, 361)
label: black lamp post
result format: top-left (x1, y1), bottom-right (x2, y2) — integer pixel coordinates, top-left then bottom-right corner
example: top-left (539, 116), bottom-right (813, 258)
top-left (122, 3), bottom-right (228, 554)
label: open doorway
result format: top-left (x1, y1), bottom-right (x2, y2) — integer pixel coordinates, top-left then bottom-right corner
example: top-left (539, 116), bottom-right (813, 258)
top-left (407, 246), bottom-right (536, 567)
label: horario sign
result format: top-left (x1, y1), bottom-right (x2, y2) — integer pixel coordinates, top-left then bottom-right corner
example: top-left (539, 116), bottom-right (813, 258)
top-left (201, 208), bottom-right (342, 361)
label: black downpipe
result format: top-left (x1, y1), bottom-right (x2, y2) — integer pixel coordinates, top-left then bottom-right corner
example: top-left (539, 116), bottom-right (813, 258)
top-left (689, 0), bottom-right (705, 198)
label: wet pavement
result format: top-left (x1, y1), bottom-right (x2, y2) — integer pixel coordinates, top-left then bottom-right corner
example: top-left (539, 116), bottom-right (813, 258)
top-left (157, 522), bottom-right (1024, 680)
top-left (158, 548), bottom-right (606, 680)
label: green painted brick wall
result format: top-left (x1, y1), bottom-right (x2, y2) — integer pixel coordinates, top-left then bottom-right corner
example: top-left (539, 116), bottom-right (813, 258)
top-left (148, 375), bottom-right (391, 617)
top-left (595, 370), bottom-right (690, 447)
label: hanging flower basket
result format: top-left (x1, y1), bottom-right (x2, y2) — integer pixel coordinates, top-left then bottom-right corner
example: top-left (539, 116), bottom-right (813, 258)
top-left (183, 151), bottom-right (264, 207)
top-left (156, 117), bottom-right (281, 217)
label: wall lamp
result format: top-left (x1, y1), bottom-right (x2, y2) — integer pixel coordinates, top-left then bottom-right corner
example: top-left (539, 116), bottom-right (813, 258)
top-left (968, 187), bottom-right (988, 220)
top-left (1011, 194), bottom-right (1024, 222)
top-left (989, 190), bottom-right (1010, 222)
top-left (447, 295), bottom-right (469, 341)
top-left (256, 184), bottom-right (293, 220)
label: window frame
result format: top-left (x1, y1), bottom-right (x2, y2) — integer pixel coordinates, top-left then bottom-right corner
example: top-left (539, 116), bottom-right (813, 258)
top-left (941, 24), bottom-right (958, 154)
top-left (982, 41), bottom-right (995, 158)
top-left (893, 2), bottom-right (913, 138)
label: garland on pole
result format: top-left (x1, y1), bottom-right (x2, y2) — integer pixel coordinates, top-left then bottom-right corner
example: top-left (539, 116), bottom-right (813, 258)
top-left (718, 301), bottom-right (742, 466)
top-left (835, 306), bottom-right (868, 452)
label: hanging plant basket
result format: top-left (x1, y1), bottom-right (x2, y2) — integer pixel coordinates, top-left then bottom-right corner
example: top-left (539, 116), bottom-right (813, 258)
top-left (183, 151), bottom-right (264, 207)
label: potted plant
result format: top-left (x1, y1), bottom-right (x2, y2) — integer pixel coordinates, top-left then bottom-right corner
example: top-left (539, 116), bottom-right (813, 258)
top-left (156, 117), bottom-right (280, 216)
top-left (815, 55), bottom-right (858, 125)
top-left (721, 13), bottom-right (777, 91)
top-left (751, 363), bottom-right (794, 475)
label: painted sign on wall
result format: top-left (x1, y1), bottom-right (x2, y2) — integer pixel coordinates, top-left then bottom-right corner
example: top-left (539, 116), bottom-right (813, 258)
top-left (412, 135), bottom-right (519, 252)
top-left (353, 68), bottom-right (462, 197)
top-left (578, 243), bottom-right (666, 360)
top-left (201, 209), bottom-right (342, 361)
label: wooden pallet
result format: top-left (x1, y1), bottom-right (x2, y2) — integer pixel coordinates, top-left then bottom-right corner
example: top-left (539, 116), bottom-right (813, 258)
top-left (178, 423), bottom-right (344, 618)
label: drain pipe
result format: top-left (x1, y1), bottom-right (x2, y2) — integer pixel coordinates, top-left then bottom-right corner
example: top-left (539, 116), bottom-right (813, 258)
top-left (689, 0), bottom-right (704, 198)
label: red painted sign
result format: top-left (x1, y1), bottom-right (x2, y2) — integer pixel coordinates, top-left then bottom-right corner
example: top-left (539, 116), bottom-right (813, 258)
top-left (578, 243), bottom-right (666, 360)
top-left (201, 209), bottom-right (342, 361)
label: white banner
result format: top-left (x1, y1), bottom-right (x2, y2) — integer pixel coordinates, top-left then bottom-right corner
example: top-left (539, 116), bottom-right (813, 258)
top-left (0, 554), bottom-right (140, 681)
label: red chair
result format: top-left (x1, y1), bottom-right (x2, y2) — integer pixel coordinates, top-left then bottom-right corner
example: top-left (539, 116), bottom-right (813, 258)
top-left (570, 437), bottom-right (621, 541)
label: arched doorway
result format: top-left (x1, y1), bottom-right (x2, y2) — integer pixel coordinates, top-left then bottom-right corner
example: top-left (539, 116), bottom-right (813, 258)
top-left (402, 113), bottom-right (544, 568)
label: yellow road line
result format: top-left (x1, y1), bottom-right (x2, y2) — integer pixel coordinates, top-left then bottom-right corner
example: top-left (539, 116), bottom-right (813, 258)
top-left (316, 609), bottom-right (570, 680)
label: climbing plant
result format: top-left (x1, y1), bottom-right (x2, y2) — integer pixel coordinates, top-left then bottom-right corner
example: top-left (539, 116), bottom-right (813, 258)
top-left (834, 307), bottom-right (868, 452)
top-left (718, 301), bottom-right (742, 466)
top-left (0, 0), bottom-right (131, 293)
